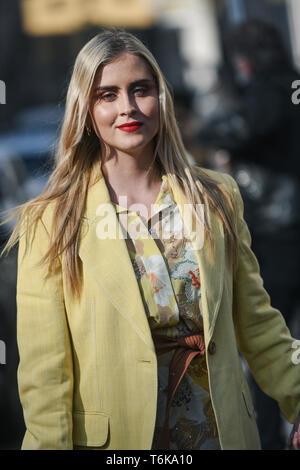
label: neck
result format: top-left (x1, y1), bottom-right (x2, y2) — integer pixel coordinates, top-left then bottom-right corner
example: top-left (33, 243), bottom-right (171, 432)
top-left (100, 145), bottom-right (162, 191)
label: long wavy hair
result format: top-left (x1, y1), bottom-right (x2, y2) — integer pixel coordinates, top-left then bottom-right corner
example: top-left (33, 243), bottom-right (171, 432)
top-left (0, 28), bottom-right (239, 301)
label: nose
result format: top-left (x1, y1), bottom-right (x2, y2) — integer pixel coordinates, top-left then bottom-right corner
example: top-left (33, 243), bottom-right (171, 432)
top-left (119, 91), bottom-right (137, 116)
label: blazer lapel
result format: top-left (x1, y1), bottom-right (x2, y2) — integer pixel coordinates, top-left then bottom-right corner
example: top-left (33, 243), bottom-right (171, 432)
top-left (78, 173), bottom-right (156, 351)
top-left (197, 204), bottom-right (225, 343)
top-left (79, 171), bottom-right (225, 350)
top-left (169, 183), bottom-right (225, 344)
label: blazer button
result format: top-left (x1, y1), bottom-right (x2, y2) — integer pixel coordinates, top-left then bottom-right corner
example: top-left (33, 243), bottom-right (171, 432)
top-left (208, 341), bottom-right (216, 355)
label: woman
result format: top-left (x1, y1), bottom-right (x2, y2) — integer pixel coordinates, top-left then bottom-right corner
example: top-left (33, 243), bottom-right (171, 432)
top-left (1, 29), bottom-right (300, 450)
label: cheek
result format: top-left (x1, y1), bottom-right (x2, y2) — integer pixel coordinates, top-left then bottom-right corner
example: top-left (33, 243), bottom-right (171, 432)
top-left (142, 97), bottom-right (159, 122)
top-left (92, 105), bottom-right (116, 129)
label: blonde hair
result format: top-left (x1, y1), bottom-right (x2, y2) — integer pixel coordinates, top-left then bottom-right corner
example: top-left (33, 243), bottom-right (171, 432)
top-left (0, 28), bottom-right (238, 301)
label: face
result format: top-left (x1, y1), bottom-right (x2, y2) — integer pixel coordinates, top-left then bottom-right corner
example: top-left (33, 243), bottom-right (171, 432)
top-left (89, 52), bottom-right (159, 158)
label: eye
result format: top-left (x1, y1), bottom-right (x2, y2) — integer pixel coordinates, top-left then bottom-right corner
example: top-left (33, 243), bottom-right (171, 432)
top-left (96, 92), bottom-right (116, 102)
top-left (133, 86), bottom-right (148, 96)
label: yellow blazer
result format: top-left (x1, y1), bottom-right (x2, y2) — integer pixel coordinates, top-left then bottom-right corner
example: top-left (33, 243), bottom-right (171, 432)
top-left (16, 166), bottom-right (300, 450)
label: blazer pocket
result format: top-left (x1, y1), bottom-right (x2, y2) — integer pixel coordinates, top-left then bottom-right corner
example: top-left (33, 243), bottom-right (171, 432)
top-left (73, 411), bottom-right (110, 447)
top-left (241, 388), bottom-right (255, 418)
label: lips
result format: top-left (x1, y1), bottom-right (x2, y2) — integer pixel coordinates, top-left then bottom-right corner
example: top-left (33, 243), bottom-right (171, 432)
top-left (117, 121), bottom-right (143, 132)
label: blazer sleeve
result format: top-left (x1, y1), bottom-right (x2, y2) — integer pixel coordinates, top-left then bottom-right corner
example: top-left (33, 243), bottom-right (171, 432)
top-left (16, 206), bottom-right (74, 449)
top-left (226, 173), bottom-right (300, 424)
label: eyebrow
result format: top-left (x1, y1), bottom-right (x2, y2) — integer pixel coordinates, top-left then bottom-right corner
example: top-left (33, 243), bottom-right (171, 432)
top-left (94, 78), bottom-right (154, 92)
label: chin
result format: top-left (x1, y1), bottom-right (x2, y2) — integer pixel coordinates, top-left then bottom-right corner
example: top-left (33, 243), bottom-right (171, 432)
top-left (116, 138), bottom-right (152, 153)
top-left (118, 146), bottom-right (148, 155)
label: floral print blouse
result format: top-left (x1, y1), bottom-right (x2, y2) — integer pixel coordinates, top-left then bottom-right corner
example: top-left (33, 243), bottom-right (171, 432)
top-left (112, 174), bottom-right (220, 450)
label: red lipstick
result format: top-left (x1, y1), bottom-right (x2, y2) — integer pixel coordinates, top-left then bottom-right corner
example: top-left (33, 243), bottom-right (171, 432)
top-left (117, 121), bottom-right (143, 132)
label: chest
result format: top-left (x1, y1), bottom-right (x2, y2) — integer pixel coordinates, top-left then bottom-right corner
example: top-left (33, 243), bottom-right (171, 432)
top-left (116, 184), bottom-right (163, 223)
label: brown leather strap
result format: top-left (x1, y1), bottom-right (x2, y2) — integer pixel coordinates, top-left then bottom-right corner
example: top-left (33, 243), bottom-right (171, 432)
top-left (152, 333), bottom-right (206, 449)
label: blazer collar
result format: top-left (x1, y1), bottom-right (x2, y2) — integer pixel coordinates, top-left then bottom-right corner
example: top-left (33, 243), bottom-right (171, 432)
top-left (79, 170), bottom-right (225, 350)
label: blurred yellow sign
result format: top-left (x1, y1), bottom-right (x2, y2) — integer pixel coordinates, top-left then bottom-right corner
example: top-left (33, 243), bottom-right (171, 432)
top-left (21, 0), bottom-right (155, 36)
top-left (88, 0), bottom-right (155, 27)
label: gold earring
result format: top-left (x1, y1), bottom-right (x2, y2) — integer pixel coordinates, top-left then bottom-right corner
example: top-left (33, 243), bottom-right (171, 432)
top-left (86, 126), bottom-right (91, 137)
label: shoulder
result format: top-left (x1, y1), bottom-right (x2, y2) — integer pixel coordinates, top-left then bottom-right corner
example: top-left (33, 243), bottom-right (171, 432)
top-left (20, 200), bottom-right (57, 242)
top-left (192, 165), bottom-right (243, 215)
top-left (40, 201), bottom-right (57, 235)
top-left (193, 165), bottom-right (238, 193)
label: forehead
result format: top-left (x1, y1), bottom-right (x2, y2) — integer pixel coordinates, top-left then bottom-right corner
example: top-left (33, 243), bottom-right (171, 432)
top-left (94, 52), bottom-right (154, 86)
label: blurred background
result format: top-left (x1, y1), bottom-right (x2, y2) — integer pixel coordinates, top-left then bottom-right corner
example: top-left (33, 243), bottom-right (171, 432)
top-left (1, 0), bottom-right (300, 450)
